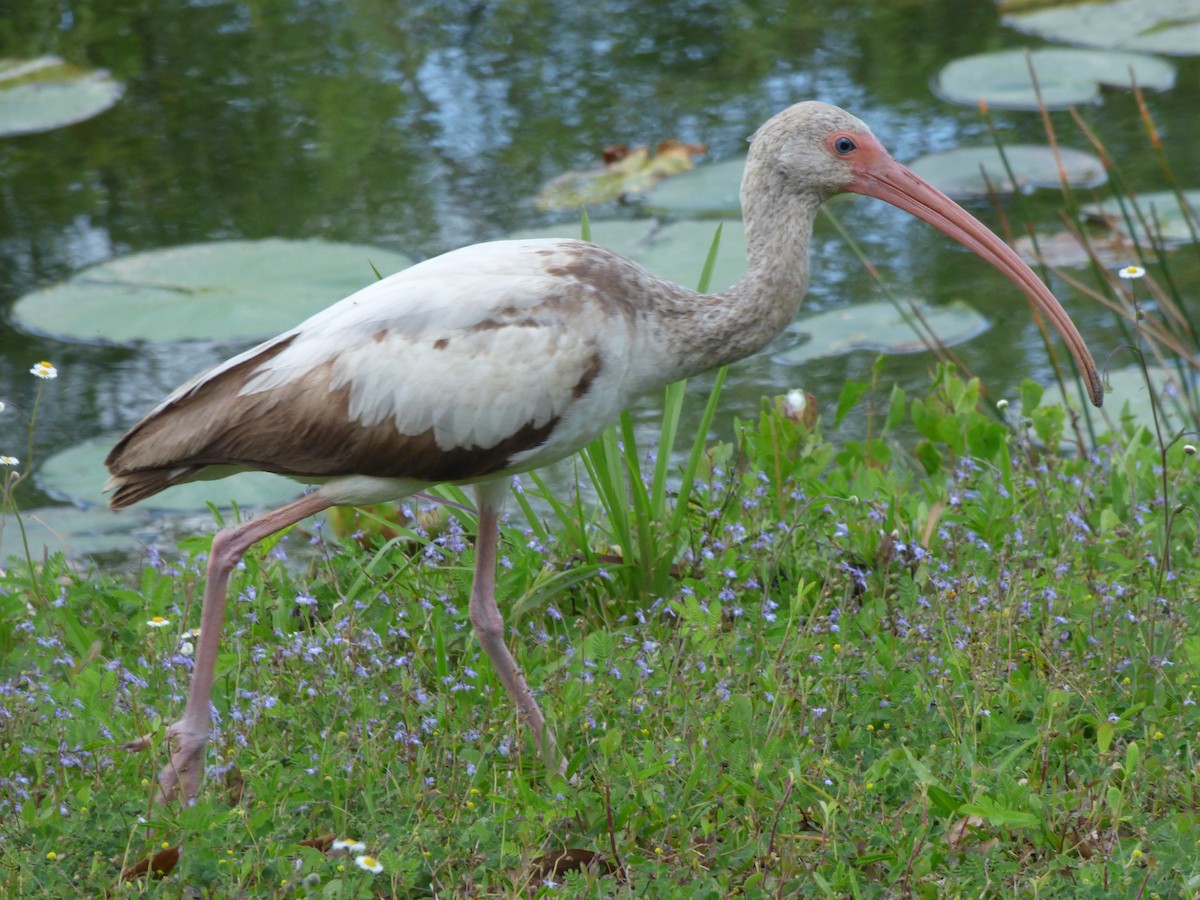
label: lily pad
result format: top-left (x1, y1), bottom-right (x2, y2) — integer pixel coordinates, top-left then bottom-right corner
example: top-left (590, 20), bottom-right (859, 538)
top-left (510, 218), bottom-right (747, 292)
top-left (907, 145), bottom-right (1106, 200)
top-left (0, 504), bottom-right (151, 561)
top-left (1013, 229), bottom-right (1137, 269)
top-left (1082, 190), bottom-right (1200, 246)
top-left (40, 437), bottom-right (307, 511)
top-left (774, 299), bottom-right (989, 365)
top-left (642, 157), bottom-right (746, 218)
top-left (1003, 0), bottom-right (1200, 57)
top-left (12, 239), bottom-right (414, 343)
top-left (0, 56), bottom-right (124, 137)
top-left (1038, 364), bottom-right (1191, 434)
top-left (933, 47), bottom-right (1175, 110)
top-left (510, 219), bottom-right (661, 259)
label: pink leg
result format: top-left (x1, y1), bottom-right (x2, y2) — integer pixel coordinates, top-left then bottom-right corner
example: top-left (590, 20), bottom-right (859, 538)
top-left (470, 485), bottom-right (566, 774)
top-left (152, 492), bottom-right (332, 803)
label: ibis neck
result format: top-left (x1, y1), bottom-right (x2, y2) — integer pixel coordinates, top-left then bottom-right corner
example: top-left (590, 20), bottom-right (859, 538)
top-left (665, 175), bottom-right (819, 381)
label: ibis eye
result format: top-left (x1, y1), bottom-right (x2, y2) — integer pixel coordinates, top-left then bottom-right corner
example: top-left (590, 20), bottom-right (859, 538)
top-left (833, 136), bottom-right (857, 155)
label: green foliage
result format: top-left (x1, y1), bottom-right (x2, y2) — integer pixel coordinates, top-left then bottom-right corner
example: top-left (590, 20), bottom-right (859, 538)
top-left (6, 369), bottom-right (1200, 896)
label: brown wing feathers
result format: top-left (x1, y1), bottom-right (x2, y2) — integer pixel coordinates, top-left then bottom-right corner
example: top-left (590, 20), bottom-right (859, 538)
top-left (104, 336), bottom-right (562, 509)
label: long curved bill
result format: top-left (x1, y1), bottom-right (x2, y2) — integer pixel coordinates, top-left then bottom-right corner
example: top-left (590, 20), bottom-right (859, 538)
top-left (847, 137), bottom-right (1103, 407)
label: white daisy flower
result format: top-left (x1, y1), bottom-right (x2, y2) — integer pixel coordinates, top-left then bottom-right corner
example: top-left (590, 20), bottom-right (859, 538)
top-left (354, 855), bottom-right (384, 873)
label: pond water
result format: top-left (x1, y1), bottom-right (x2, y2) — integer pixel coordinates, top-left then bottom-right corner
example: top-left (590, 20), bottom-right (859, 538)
top-left (1, 0), bottom-right (1198, 556)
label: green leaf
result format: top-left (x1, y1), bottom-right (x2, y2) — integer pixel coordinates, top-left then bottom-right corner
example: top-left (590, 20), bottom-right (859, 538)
top-left (1097, 722), bottom-right (1115, 754)
top-left (835, 380), bottom-right (869, 428)
top-left (0, 56), bottom-right (123, 137)
top-left (584, 630), bottom-right (614, 664)
top-left (910, 398), bottom-right (937, 442)
top-left (41, 436), bottom-right (306, 512)
top-left (1019, 379), bottom-right (1045, 412)
top-left (934, 47), bottom-right (1175, 111)
top-left (883, 384), bottom-right (907, 433)
top-left (1031, 405), bottom-right (1066, 446)
top-left (598, 727), bottom-right (623, 756)
top-left (775, 299), bottom-right (988, 366)
top-left (903, 748), bottom-right (935, 786)
top-left (1098, 508), bottom-right (1122, 534)
top-left (1004, 0), bottom-right (1200, 57)
top-left (915, 440), bottom-right (943, 475)
top-left (927, 785), bottom-right (959, 817)
top-left (13, 239), bottom-right (414, 343)
top-left (730, 695), bottom-right (753, 742)
top-left (1106, 785), bottom-right (1123, 816)
top-left (966, 419), bottom-right (1007, 462)
top-left (908, 144), bottom-right (1105, 200)
top-left (643, 156), bottom-right (746, 218)
top-left (959, 797), bottom-right (1039, 829)
top-left (512, 218), bottom-right (748, 293)
top-left (0, 503), bottom-right (152, 561)
top-left (1083, 190), bottom-right (1200, 247)
top-left (1126, 741), bottom-right (1140, 774)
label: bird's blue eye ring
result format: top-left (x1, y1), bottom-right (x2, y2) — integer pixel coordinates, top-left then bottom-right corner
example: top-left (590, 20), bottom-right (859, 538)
top-left (833, 136), bottom-right (856, 155)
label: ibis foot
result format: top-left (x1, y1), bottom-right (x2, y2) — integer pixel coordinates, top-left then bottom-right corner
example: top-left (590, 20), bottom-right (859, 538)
top-left (125, 721), bottom-right (208, 804)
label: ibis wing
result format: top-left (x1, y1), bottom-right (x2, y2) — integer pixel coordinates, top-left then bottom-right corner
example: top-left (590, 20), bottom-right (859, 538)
top-left (105, 241), bottom-right (626, 497)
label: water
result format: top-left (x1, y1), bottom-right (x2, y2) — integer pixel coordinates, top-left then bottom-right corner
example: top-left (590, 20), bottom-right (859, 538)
top-left (1, 0), bottom-right (1198, 546)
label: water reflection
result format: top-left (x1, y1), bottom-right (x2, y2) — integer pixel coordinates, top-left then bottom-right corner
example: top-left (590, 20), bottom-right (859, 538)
top-left (0, 0), bottom-right (1196, 549)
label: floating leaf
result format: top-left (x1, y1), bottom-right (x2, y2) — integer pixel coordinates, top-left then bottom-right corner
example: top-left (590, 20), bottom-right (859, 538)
top-left (1002, 0), bottom-right (1200, 57)
top-left (0, 504), bottom-right (151, 561)
top-left (510, 218), bottom-right (747, 292)
top-left (642, 157), bottom-right (745, 218)
top-left (0, 56), bottom-right (123, 137)
top-left (934, 47), bottom-right (1175, 110)
top-left (40, 437), bottom-right (305, 511)
top-left (511, 219), bottom-right (659, 258)
top-left (774, 299), bottom-right (989, 365)
top-left (1082, 190), bottom-right (1200, 246)
top-left (13, 239), bottom-right (414, 343)
top-left (907, 145), bottom-right (1106, 200)
top-left (535, 140), bottom-right (706, 211)
top-left (1013, 228), bottom-right (1137, 269)
top-left (1039, 364), bottom-right (1193, 435)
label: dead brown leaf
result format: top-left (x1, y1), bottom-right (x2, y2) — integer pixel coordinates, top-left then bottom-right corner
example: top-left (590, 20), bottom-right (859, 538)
top-left (297, 834), bottom-right (337, 853)
top-left (119, 845), bottom-right (181, 881)
top-left (535, 140), bottom-right (707, 211)
top-left (919, 500), bottom-right (946, 549)
top-left (529, 848), bottom-right (618, 885)
top-left (947, 815), bottom-right (999, 855)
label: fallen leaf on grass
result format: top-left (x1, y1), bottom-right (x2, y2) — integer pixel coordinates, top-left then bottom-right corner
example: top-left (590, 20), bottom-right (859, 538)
top-left (535, 140), bottom-right (706, 210)
top-left (529, 848), bottom-right (618, 885)
top-left (119, 845), bottom-right (181, 881)
top-left (947, 815), bottom-right (999, 855)
top-left (297, 834), bottom-right (337, 852)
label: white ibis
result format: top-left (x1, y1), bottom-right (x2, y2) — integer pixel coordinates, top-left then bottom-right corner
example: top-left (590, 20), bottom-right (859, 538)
top-left (107, 101), bottom-right (1103, 802)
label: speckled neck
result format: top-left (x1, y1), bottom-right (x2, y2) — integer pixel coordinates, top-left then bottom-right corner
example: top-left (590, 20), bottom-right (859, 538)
top-left (661, 151), bottom-right (820, 381)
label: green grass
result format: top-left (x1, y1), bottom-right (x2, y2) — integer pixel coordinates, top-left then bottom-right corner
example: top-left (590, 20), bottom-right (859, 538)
top-left (4, 365), bottom-right (1200, 897)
